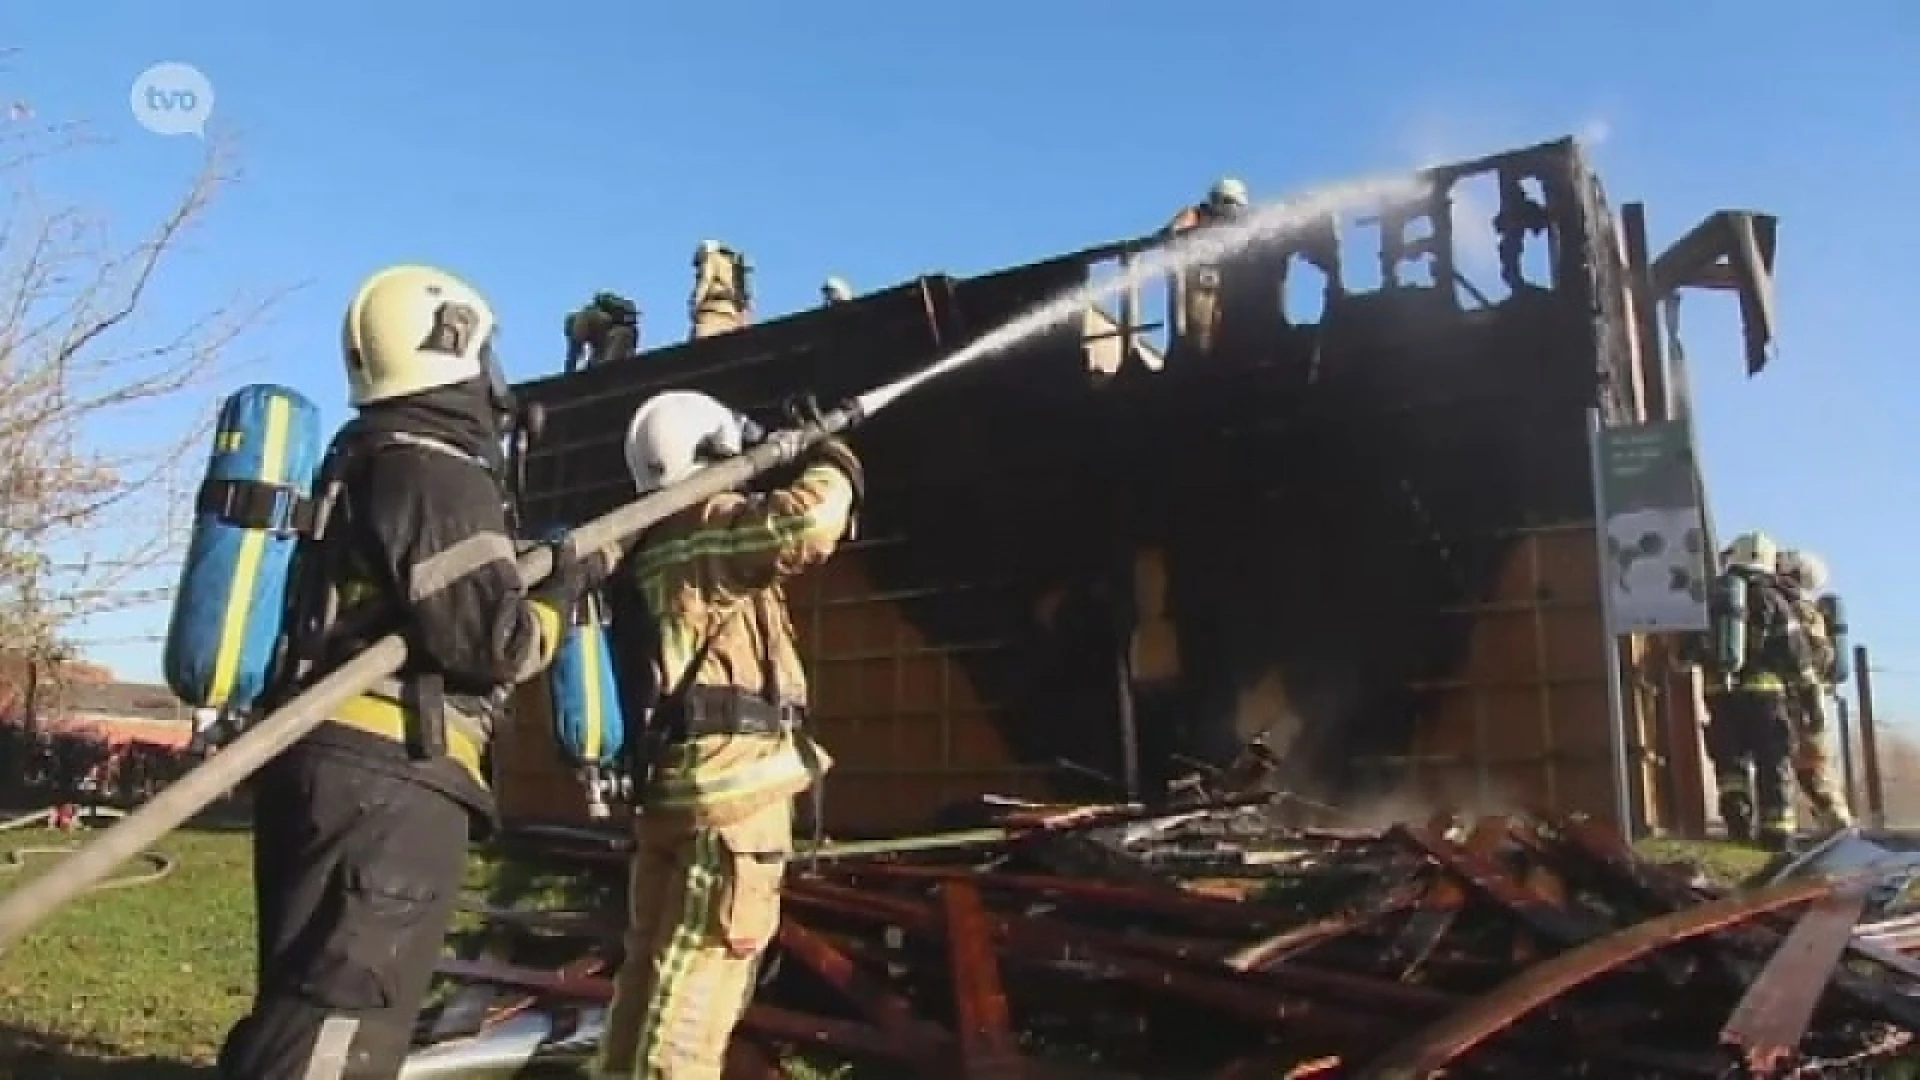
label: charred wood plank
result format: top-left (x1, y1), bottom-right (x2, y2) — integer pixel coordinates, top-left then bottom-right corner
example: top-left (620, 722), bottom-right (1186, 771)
top-left (1227, 876), bottom-right (1426, 973)
top-left (942, 880), bottom-right (1026, 1080)
top-left (821, 862), bottom-right (1291, 935)
top-left (776, 920), bottom-right (946, 1048)
top-left (1388, 823), bottom-right (1610, 946)
top-left (1355, 876), bottom-right (1833, 1079)
top-left (1380, 878), bottom-right (1461, 982)
top-left (1720, 883), bottom-right (1872, 1079)
top-left (783, 880), bottom-right (1381, 1042)
top-left (1554, 815), bottom-right (1920, 1024)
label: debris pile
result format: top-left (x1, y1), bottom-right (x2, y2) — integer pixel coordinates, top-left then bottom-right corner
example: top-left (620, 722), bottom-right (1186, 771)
top-left (411, 805), bottom-right (1920, 1079)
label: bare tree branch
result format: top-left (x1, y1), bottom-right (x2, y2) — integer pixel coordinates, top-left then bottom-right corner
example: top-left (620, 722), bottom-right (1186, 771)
top-left (0, 96), bottom-right (295, 664)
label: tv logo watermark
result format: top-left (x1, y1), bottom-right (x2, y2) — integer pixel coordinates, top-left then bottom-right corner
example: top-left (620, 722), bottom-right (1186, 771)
top-left (129, 62), bottom-right (215, 138)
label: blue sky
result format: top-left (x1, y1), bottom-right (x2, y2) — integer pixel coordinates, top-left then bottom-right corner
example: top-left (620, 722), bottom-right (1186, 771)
top-left (8, 3), bottom-right (1919, 722)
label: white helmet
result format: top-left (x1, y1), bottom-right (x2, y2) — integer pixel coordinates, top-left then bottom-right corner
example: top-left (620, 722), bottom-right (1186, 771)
top-left (1207, 176), bottom-right (1249, 211)
top-left (342, 265), bottom-right (500, 407)
top-left (623, 390), bottom-right (757, 495)
top-left (821, 276), bottom-right (853, 303)
top-left (1721, 530), bottom-right (1778, 573)
top-left (1777, 548), bottom-right (1830, 592)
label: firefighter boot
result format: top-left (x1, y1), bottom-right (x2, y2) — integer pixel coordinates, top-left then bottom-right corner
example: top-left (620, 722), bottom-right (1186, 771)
top-left (1718, 789), bottom-right (1754, 844)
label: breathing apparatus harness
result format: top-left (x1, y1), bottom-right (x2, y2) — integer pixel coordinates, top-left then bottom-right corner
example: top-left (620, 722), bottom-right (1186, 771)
top-left (252, 366), bottom-right (543, 767)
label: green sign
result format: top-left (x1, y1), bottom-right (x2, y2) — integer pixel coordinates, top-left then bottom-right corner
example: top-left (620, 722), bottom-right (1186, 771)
top-left (1595, 420), bottom-right (1710, 634)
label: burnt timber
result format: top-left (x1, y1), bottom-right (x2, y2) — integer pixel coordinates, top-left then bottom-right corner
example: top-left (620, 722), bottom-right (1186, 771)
top-left (499, 136), bottom-right (1757, 841)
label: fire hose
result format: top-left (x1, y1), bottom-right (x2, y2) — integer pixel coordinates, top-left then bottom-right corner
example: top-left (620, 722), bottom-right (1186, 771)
top-left (0, 396), bottom-right (877, 955)
top-left (0, 806), bottom-right (176, 892)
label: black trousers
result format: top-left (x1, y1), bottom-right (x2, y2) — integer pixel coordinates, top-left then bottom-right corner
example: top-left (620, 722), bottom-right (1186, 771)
top-left (1703, 689), bottom-right (1795, 832)
top-left (217, 746), bottom-right (468, 1080)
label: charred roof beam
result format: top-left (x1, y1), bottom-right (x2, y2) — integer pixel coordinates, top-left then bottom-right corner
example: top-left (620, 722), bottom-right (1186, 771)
top-left (1651, 210), bottom-right (1780, 375)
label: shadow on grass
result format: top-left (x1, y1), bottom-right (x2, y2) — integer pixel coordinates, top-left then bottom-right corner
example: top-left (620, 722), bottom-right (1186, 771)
top-left (0, 1025), bottom-right (211, 1078)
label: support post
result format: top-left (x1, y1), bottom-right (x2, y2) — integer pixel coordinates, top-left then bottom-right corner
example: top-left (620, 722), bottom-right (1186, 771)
top-left (1587, 408), bottom-right (1637, 840)
top-left (1836, 694), bottom-right (1859, 816)
top-left (1855, 644), bottom-right (1887, 828)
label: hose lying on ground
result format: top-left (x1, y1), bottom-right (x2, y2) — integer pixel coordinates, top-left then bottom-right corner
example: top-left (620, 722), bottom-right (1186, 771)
top-left (0, 807), bottom-right (176, 893)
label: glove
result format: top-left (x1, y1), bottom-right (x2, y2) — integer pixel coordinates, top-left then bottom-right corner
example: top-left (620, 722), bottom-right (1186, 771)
top-left (804, 436), bottom-right (865, 507)
top-left (527, 538), bottom-right (609, 620)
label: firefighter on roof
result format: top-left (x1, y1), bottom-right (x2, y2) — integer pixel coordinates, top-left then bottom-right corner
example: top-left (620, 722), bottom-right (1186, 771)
top-left (1701, 531), bottom-right (1822, 850)
top-left (690, 239), bottom-right (753, 340)
top-left (593, 389), bottom-right (861, 1080)
top-left (217, 265), bottom-right (608, 1080)
top-left (821, 275), bottom-right (853, 306)
top-left (1776, 547), bottom-right (1854, 830)
top-left (1164, 176), bottom-right (1278, 362)
top-left (564, 290), bottom-right (642, 373)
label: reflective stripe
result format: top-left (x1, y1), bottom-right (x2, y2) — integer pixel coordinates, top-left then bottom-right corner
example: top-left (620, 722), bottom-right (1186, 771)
top-left (629, 467), bottom-right (853, 579)
top-left (359, 676), bottom-right (495, 748)
top-left (633, 829), bottom-right (728, 1071)
top-left (299, 1014), bottom-right (360, 1080)
top-left (409, 531), bottom-right (518, 603)
top-left (208, 392), bottom-right (293, 706)
top-left (644, 737), bottom-right (815, 812)
top-left (520, 601), bottom-right (564, 682)
top-left (579, 594), bottom-right (606, 762)
top-left (332, 694), bottom-right (488, 787)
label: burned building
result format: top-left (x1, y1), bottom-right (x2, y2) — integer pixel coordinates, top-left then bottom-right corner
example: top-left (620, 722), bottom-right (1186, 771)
top-left (497, 137), bottom-right (1777, 840)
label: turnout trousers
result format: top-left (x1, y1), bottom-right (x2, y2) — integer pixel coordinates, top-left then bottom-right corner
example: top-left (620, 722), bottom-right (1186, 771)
top-left (595, 795), bottom-right (793, 1079)
top-left (217, 744), bottom-right (469, 1080)
top-left (1788, 688), bottom-right (1854, 829)
top-left (1703, 689), bottom-right (1796, 844)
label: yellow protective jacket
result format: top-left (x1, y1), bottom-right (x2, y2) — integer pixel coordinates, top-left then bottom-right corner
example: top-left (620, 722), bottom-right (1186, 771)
top-left (1784, 588), bottom-right (1837, 686)
top-left (623, 458), bottom-right (856, 824)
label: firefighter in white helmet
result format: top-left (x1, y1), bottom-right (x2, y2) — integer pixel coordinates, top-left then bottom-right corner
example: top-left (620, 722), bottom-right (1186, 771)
top-left (595, 389), bottom-right (862, 1079)
top-left (218, 265), bottom-right (605, 1080)
top-left (1701, 531), bottom-right (1823, 849)
top-left (1776, 547), bottom-right (1853, 830)
top-left (1207, 175), bottom-right (1250, 214)
top-left (821, 275), bottom-right (854, 306)
top-left (1164, 176), bottom-right (1255, 361)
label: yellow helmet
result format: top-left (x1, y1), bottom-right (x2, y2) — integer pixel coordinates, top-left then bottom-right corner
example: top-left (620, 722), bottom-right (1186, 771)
top-left (341, 265), bottom-right (499, 407)
top-left (1722, 530), bottom-right (1778, 573)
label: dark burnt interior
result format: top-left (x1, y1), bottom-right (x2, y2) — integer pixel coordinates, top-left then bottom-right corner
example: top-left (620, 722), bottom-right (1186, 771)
top-left (515, 137), bottom-right (1637, 815)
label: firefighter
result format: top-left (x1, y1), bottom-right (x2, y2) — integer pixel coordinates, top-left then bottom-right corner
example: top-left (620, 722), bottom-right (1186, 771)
top-left (690, 239), bottom-right (753, 340)
top-left (1164, 176), bottom-right (1277, 362)
top-left (564, 290), bottom-right (642, 373)
top-left (594, 389), bottom-right (861, 1080)
top-left (1777, 547), bottom-right (1854, 830)
top-left (1701, 531), bottom-right (1823, 850)
top-left (821, 275), bottom-right (853, 306)
top-left (217, 265), bottom-right (607, 1080)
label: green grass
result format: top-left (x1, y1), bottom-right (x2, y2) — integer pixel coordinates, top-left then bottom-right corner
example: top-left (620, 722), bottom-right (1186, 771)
top-left (0, 824), bottom-right (1867, 1077)
top-left (1632, 835), bottom-right (1776, 888)
top-left (0, 824), bottom-right (253, 1078)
